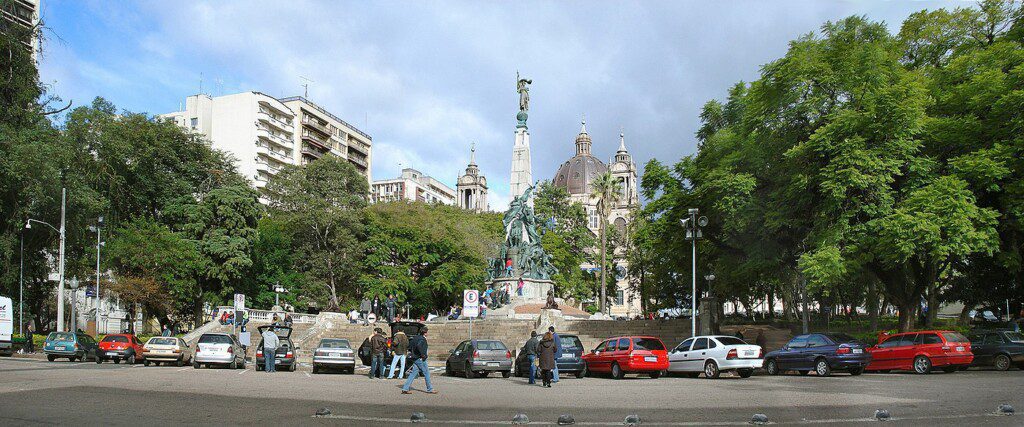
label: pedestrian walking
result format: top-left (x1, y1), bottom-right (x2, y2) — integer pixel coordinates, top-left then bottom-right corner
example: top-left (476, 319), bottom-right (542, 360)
top-left (161, 325), bottom-right (171, 337)
top-left (261, 327), bottom-right (280, 373)
top-left (359, 298), bottom-right (371, 325)
top-left (505, 258), bottom-right (513, 277)
top-left (755, 329), bottom-right (767, 351)
top-left (523, 331), bottom-right (539, 384)
top-left (548, 326), bottom-right (561, 382)
top-left (402, 326), bottom-right (436, 394)
top-left (538, 331), bottom-right (556, 387)
top-left (372, 296), bottom-right (381, 318)
top-left (369, 328), bottom-right (388, 379)
top-left (24, 322), bottom-right (34, 354)
top-left (388, 330), bottom-right (409, 379)
top-left (517, 277), bottom-right (525, 297)
top-left (386, 294), bottom-right (397, 323)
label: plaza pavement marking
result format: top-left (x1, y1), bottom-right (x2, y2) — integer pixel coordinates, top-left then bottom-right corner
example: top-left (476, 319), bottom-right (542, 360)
top-left (304, 372), bottom-right (311, 378)
top-left (176, 367), bottom-right (189, 371)
top-left (238, 369), bottom-right (249, 375)
top-left (312, 412), bottom-right (1011, 425)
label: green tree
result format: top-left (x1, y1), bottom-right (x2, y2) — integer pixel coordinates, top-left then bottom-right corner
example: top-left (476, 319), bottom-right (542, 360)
top-left (590, 172), bottom-right (622, 314)
top-left (533, 180), bottom-right (594, 301)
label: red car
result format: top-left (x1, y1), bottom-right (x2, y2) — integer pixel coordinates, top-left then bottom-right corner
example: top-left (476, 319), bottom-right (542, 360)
top-left (97, 334), bottom-right (146, 365)
top-left (865, 330), bottom-right (973, 374)
top-left (581, 336), bottom-right (669, 379)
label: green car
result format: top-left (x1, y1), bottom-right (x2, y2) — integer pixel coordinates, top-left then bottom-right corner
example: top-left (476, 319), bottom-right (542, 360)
top-left (43, 331), bottom-right (99, 362)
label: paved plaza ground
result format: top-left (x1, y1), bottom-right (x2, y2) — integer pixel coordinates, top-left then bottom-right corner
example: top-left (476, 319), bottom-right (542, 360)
top-left (1, 357), bottom-right (1021, 425)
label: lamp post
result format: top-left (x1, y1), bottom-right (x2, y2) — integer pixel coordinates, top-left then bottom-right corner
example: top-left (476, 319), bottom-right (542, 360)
top-left (681, 209), bottom-right (708, 337)
top-left (25, 188), bottom-right (67, 331)
top-left (274, 283), bottom-right (286, 309)
top-left (404, 302), bottom-right (412, 319)
top-left (88, 216), bottom-right (104, 334)
top-left (69, 277), bottom-right (80, 331)
top-left (18, 230), bottom-right (24, 336)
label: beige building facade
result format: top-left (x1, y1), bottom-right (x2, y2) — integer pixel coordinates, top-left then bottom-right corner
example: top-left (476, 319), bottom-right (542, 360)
top-left (371, 168), bottom-right (456, 205)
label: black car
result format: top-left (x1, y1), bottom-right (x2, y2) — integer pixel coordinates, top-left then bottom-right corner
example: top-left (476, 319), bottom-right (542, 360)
top-left (255, 325), bottom-right (297, 372)
top-left (764, 333), bottom-right (871, 376)
top-left (514, 334), bottom-right (586, 378)
top-left (968, 330), bottom-right (1024, 371)
top-left (358, 320), bottom-right (426, 366)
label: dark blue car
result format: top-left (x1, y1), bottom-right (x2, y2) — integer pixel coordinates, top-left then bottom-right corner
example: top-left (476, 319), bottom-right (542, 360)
top-left (764, 333), bottom-right (871, 376)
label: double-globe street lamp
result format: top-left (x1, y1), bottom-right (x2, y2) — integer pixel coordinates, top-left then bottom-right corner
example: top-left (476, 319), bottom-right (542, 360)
top-left (88, 217), bottom-right (104, 333)
top-left (680, 208), bottom-right (708, 337)
top-left (24, 188), bottom-right (67, 331)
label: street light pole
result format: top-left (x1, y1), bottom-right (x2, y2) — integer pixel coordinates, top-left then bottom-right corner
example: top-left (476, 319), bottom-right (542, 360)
top-left (682, 209), bottom-right (708, 338)
top-left (19, 230), bottom-right (23, 336)
top-left (57, 188), bottom-right (67, 332)
top-left (69, 277), bottom-right (79, 332)
top-left (89, 217), bottom-right (103, 334)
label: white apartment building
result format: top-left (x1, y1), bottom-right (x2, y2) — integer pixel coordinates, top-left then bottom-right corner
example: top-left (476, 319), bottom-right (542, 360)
top-left (159, 92), bottom-right (372, 194)
top-left (371, 168), bottom-right (456, 205)
top-left (1, 0), bottom-right (40, 60)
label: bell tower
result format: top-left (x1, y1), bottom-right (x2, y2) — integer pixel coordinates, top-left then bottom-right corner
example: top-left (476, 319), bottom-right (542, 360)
top-left (457, 143), bottom-right (488, 212)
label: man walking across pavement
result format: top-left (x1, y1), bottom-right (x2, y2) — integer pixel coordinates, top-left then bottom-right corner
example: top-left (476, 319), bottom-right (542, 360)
top-left (369, 328), bottom-right (388, 379)
top-left (402, 326), bottom-right (436, 394)
top-left (261, 326), bottom-right (279, 373)
top-left (523, 331), bottom-right (539, 385)
top-left (388, 329), bottom-right (409, 379)
top-left (548, 326), bottom-right (561, 382)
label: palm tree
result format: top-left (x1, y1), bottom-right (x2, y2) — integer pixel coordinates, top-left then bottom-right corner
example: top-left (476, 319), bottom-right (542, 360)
top-left (590, 171), bottom-right (622, 314)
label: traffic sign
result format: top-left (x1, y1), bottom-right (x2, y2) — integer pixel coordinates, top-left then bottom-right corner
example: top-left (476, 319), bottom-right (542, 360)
top-left (234, 294), bottom-right (245, 311)
top-left (463, 289), bottom-right (480, 318)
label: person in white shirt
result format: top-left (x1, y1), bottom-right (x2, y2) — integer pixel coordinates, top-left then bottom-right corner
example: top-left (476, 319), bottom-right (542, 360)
top-left (261, 328), bottom-right (280, 373)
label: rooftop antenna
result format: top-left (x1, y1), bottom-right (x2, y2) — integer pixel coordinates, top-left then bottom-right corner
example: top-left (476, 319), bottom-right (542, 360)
top-left (299, 76), bottom-right (313, 98)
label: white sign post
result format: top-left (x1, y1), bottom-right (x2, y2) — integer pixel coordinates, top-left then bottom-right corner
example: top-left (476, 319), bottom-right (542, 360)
top-left (233, 294), bottom-right (245, 338)
top-left (463, 289), bottom-right (479, 340)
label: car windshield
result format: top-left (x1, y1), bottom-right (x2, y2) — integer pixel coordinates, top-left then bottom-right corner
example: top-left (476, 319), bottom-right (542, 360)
top-left (320, 339), bottom-right (351, 349)
top-left (632, 338), bottom-right (665, 350)
top-left (941, 332), bottom-right (969, 343)
top-left (1005, 332), bottom-right (1024, 342)
top-left (48, 332), bottom-right (75, 342)
top-left (716, 337), bottom-right (746, 346)
top-left (148, 338), bottom-right (177, 346)
top-left (475, 341), bottom-right (507, 350)
top-left (102, 335), bottom-right (129, 343)
top-left (198, 334), bottom-right (233, 345)
top-left (560, 336), bottom-right (582, 349)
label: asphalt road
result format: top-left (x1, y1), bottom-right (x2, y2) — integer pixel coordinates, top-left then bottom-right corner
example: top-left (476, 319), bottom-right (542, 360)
top-left (0, 357), bottom-right (1021, 426)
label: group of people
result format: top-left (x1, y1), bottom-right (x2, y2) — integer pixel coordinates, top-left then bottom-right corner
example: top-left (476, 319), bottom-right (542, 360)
top-left (355, 294), bottom-right (402, 325)
top-left (365, 327), bottom-right (436, 394)
top-left (521, 326), bottom-right (563, 387)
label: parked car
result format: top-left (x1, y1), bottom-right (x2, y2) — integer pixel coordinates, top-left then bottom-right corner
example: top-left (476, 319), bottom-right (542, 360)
top-left (43, 331), bottom-right (99, 362)
top-left (255, 325), bottom-right (297, 372)
top-left (0, 296), bottom-right (12, 356)
top-left (865, 330), bottom-right (972, 374)
top-left (193, 333), bottom-right (245, 369)
top-left (142, 336), bottom-right (192, 367)
top-left (514, 334), bottom-right (586, 378)
top-left (312, 338), bottom-right (356, 374)
top-left (445, 339), bottom-right (513, 378)
top-left (968, 330), bottom-right (1024, 371)
top-left (668, 335), bottom-right (763, 379)
top-left (764, 333), bottom-right (870, 376)
top-left (358, 320), bottom-right (426, 366)
top-left (580, 336), bottom-right (669, 379)
top-left (96, 334), bottom-right (145, 365)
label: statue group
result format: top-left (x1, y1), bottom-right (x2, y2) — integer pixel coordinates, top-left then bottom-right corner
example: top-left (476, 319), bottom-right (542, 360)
top-left (487, 184), bottom-right (557, 281)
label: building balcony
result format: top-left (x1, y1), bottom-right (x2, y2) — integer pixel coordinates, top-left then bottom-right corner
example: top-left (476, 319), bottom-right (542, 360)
top-left (302, 118), bottom-right (330, 135)
top-left (256, 144), bottom-right (292, 163)
top-left (347, 155), bottom-right (368, 169)
top-left (301, 133), bottom-right (330, 150)
top-left (255, 157), bottom-right (285, 175)
top-left (256, 128), bottom-right (292, 149)
top-left (257, 111), bottom-right (293, 132)
top-left (301, 146), bottom-right (324, 159)
top-left (347, 141), bottom-right (370, 156)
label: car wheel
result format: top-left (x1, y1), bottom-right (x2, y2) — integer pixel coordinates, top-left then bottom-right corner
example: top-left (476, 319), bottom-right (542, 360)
top-left (144, 360), bottom-right (150, 367)
top-left (738, 368), bottom-right (754, 378)
top-left (193, 361), bottom-right (200, 369)
top-left (502, 370), bottom-right (511, 378)
top-left (114, 358), bottom-right (120, 365)
top-left (126, 354), bottom-right (136, 365)
top-left (176, 359), bottom-right (183, 367)
top-left (994, 354), bottom-right (1011, 371)
top-left (312, 365), bottom-right (320, 374)
top-left (240, 358), bottom-right (246, 369)
top-left (229, 359), bottom-right (237, 370)
top-left (288, 362), bottom-right (295, 372)
top-left (47, 355), bottom-right (56, 362)
top-left (464, 362), bottom-right (474, 379)
top-left (765, 359), bottom-right (780, 375)
top-left (581, 364), bottom-right (590, 378)
top-left (815, 358), bottom-right (831, 377)
top-left (704, 360), bottom-right (721, 379)
top-left (913, 356), bottom-right (932, 374)
top-left (848, 367), bottom-right (863, 376)
top-left (611, 362), bottom-right (625, 380)
top-left (445, 362), bottom-right (453, 377)
top-left (798, 370), bottom-right (809, 376)
top-left (95, 357), bottom-right (102, 364)
top-left (649, 370), bottom-right (662, 379)
top-left (575, 370), bottom-right (585, 379)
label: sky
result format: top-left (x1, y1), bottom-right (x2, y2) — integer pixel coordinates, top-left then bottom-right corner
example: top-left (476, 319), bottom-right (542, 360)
top-left (38, 0), bottom-right (968, 210)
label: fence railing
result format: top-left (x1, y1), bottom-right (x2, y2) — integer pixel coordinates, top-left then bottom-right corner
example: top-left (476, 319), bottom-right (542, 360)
top-left (213, 306), bottom-right (317, 324)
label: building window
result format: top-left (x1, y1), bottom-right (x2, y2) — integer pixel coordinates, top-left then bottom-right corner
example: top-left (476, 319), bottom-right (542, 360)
top-left (616, 290), bottom-right (624, 306)
top-left (588, 207), bottom-right (599, 229)
top-left (190, 118), bottom-right (198, 129)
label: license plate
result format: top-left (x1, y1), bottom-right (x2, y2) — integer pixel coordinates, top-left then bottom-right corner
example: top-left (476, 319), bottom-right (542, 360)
top-left (487, 362), bottom-right (499, 367)
top-left (562, 353), bottom-right (572, 359)
top-left (644, 356), bottom-right (657, 363)
top-left (742, 351), bottom-right (756, 357)
top-left (956, 346), bottom-right (965, 352)
top-left (107, 352), bottom-right (118, 356)
top-left (275, 359), bottom-right (283, 364)
top-left (56, 346), bottom-right (66, 351)
top-left (852, 349), bottom-right (863, 354)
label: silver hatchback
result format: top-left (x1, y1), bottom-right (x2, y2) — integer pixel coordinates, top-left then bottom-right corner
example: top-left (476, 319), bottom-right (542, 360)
top-left (312, 338), bottom-right (356, 374)
top-left (445, 339), bottom-right (513, 378)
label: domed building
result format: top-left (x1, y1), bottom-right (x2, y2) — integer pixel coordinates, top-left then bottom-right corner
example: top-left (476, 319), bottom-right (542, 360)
top-left (552, 120), bottom-right (640, 317)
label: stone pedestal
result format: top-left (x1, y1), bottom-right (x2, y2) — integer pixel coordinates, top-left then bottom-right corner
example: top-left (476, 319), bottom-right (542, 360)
top-left (536, 308), bottom-right (563, 332)
top-left (486, 277), bottom-right (554, 301)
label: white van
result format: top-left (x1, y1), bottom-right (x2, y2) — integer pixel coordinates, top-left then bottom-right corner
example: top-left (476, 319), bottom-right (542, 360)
top-left (0, 296), bottom-right (13, 356)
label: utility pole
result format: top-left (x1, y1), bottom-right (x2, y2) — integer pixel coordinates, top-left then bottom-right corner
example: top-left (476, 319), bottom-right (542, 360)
top-left (25, 188), bottom-right (67, 331)
top-left (89, 216), bottom-right (104, 334)
top-left (19, 230), bottom-right (23, 336)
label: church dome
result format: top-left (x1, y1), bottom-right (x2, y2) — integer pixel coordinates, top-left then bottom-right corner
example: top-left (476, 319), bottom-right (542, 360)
top-left (553, 155), bottom-right (608, 196)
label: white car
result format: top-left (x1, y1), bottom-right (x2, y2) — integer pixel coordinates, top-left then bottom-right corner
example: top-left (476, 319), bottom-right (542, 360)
top-left (193, 333), bottom-right (245, 369)
top-left (668, 335), bottom-right (763, 378)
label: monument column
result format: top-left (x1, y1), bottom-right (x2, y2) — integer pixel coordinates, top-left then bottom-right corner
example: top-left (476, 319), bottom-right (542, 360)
top-left (510, 73), bottom-right (534, 206)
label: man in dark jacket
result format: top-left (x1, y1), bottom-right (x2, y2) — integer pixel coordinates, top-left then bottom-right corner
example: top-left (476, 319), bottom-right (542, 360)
top-left (386, 294), bottom-right (397, 323)
top-left (523, 331), bottom-right (539, 384)
top-left (369, 328), bottom-right (388, 379)
top-left (548, 326), bottom-right (561, 383)
top-left (387, 330), bottom-right (409, 379)
top-left (402, 326), bottom-right (436, 394)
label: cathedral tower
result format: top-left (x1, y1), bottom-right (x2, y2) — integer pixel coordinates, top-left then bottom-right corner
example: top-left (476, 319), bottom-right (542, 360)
top-left (457, 144), bottom-right (488, 212)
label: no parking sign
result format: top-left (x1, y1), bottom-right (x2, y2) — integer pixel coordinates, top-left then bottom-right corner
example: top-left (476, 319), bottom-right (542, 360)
top-left (463, 289), bottom-right (480, 318)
